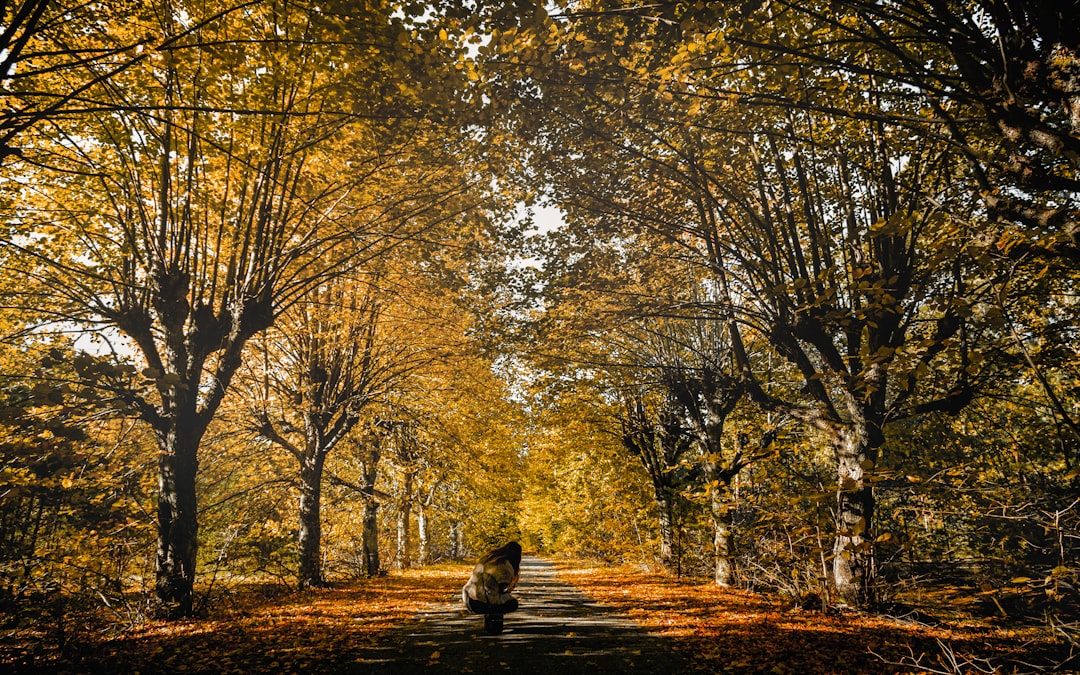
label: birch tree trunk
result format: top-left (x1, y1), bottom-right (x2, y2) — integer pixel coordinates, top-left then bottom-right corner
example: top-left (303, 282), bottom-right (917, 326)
top-left (832, 427), bottom-right (879, 605)
top-left (417, 501), bottom-right (429, 567)
top-left (711, 488), bottom-right (735, 587)
top-left (394, 471), bottom-right (414, 570)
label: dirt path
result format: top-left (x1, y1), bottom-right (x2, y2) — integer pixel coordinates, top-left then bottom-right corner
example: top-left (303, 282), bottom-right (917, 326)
top-left (354, 556), bottom-right (693, 674)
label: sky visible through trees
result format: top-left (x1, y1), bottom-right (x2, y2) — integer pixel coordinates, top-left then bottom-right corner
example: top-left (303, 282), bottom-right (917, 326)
top-left (0, 0), bottom-right (1078, 670)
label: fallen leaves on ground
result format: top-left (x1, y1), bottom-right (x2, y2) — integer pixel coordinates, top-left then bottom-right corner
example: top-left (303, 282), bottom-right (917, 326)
top-left (8, 561), bottom-right (1077, 674)
top-left (553, 562), bottom-right (1075, 674)
top-left (7, 565), bottom-right (470, 674)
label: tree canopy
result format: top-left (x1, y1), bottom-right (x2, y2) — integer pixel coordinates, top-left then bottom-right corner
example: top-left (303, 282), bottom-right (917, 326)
top-left (0, 1), bottom-right (1077, 666)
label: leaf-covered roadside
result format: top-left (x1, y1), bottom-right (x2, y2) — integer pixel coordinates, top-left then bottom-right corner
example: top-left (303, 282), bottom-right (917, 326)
top-left (3, 565), bottom-right (470, 674)
top-left (553, 563), bottom-right (1075, 674)
top-left (6, 559), bottom-right (1077, 673)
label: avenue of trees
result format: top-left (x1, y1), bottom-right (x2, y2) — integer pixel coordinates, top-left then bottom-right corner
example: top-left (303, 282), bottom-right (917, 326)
top-left (0, 0), bottom-right (1077, 652)
top-left (483, 0), bottom-right (1078, 609)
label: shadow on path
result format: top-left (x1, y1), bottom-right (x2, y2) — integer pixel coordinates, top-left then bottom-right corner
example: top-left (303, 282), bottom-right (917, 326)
top-left (354, 556), bottom-right (691, 674)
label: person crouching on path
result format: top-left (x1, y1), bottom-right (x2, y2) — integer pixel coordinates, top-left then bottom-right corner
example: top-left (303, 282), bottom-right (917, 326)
top-left (462, 541), bottom-right (521, 619)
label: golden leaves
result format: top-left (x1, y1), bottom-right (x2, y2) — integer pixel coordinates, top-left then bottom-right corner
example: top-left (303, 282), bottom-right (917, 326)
top-left (43, 565), bottom-right (471, 672)
top-left (553, 560), bottom-right (1060, 674)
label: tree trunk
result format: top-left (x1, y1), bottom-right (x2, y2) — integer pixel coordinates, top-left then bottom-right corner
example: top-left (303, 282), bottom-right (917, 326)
top-left (703, 443), bottom-right (737, 587)
top-left (359, 446), bottom-right (381, 576)
top-left (394, 471), bottom-right (414, 570)
top-left (449, 521), bottom-right (462, 560)
top-left (361, 498), bottom-right (380, 576)
top-left (417, 501), bottom-right (429, 566)
top-left (656, 490), bottom-right (678, 573)
top-left (663, 365), bottom-right (743, 586)
top-left (712, 489), bottom-right (735, 586)
top-left (297, 450), bottom-right (327, 590)
top-left (832, 428), bottom-right (878, 605)
top-left (155, 428), bottom-right (200, 619)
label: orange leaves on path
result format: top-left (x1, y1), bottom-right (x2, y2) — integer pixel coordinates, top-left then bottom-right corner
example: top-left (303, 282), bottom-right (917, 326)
top-left (554, 562), bottom-right (1071, 674)
top-left (12, 560), bottom-right (1074, 674)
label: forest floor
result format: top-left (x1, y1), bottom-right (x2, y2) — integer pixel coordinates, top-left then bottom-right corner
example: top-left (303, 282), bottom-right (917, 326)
top-left (3, 557), bottom-right (1077, 674)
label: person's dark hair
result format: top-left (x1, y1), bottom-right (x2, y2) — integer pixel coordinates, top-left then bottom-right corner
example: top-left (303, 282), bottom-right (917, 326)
top-left (480, 541), bottom-right (522, 572)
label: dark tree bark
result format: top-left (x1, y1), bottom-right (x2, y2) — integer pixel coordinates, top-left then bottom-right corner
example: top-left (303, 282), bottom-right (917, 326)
top-left (297, 450), bottom-right (328, 590)
top-left (131, 256), bottom-right (269, 617)
top-left (249, 282), bottom-right (410, 589)
top-left (361, 500), bottom-right (381, 576)
top-left (359, 443), bottom-right (383, 577)
top-left (620, 392), bottom-right (692, 573)
top-left (148, 326), bottom-right (262, 617)
top-left (664, 364), bottom-right (747, 586)
top-left (654, 491), bottom-right (679, 571)
top-left (449, 522), bottom-right (463, 560)
top-left (154, 427), bottom-right (202, 618)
